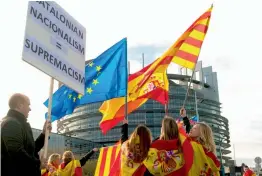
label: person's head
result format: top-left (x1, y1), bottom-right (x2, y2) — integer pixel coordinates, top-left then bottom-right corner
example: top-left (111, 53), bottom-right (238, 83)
top-left (160, 116), bottom-right (179, 140)
top-left (189, 122), bottom-right (216, 153)
top-left (48, 153), bottom-right (61, 167)
top-left (62, 151), bottom-right (75, 164)
top-left (127, 125), bottom-right (152, 162)
top-left (8, 93), bottom-right (31, 118)
top-left (243, 165), bottom-right (249, 172)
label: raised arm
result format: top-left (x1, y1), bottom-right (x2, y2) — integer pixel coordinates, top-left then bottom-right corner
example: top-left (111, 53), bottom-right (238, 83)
top-left (79, 148), bottom-right (98, 166)
top-left (180, 108), bottom-right (191, 134)
top-left (121, 118), bottom-right (128, 144)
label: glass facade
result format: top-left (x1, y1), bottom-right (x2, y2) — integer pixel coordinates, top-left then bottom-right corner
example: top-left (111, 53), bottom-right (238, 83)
top-left (57, 74), bottom-right (231, 165)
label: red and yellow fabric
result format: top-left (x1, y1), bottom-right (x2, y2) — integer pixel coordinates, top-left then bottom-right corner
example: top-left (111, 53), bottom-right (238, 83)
top-left (41, 165), bottom-right (59, 176)
top-left (58, 160), bottom-right (82, 176)
top-left (109, 143), bottom-right (147, 176)
top-left (99, 58), bottom-right (170, 134)
top-left (187, 140), bottom-right (220, 176)
top-left (95, 145), bottom-right (121, 176)
top-left (143, 139), bottom-right (189, 176)
top-left (243, 169), bottom-right (256, 176)
top-left (41, 169), bottom-right (49, 176)
top-left (170, 5), bottom-right (213, 69)
top-left (178, 124), bottom-right (220, 176)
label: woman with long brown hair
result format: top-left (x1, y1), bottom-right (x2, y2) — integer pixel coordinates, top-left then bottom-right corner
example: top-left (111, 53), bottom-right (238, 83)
top-left (143, 115), bottom-right (191, 176)
top-left (111, 119), bottom-right (152, 176)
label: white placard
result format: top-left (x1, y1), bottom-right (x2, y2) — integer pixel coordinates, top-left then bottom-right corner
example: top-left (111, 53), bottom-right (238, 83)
top-left (22, 1), bottom-right (86, 94)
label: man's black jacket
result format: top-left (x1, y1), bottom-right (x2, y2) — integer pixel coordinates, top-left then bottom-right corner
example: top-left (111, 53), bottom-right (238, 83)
top-left (1, 109), bottom-right (46, 176)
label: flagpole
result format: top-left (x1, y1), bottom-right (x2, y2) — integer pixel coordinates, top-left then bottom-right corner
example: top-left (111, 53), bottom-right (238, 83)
top-left (125, 61), bottom-right (130, 121)
top-left (142, 53), bottom-right (147, 124)
top-left (194, 91), bottom-right (199, 122)
top-left (182, 68), bottom-right (195, 107)
top-left (142, 53), bottom-right (145, 68)
top-left (233, 144), bottom-right (236, 166)
top-left (165, 70), bottom-right (168, 116)
top-left (43, 77), bottom-right (54, 159)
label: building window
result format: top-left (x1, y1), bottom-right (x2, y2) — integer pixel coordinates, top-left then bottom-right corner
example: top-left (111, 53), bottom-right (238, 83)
top-left (204, 76), bottom-right (207, 83)
top-left (195, 71), bottom-right (200, 81)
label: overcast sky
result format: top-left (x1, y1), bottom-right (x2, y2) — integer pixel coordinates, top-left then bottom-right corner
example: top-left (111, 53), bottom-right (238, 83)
top-left (1, 0), bottom-right (261, 167)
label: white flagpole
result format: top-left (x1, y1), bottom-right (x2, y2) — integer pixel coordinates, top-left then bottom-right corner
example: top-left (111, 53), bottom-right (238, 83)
top-left (195, 91), bottom-right (199, 122)
top-left (125, 61), bottom-right (130, 120)
top-left (43, 77), bottom-right (54, 159)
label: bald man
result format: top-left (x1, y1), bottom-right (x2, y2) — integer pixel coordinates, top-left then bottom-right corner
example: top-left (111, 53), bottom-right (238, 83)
top-left (1, 93), bottom-right (51, 176)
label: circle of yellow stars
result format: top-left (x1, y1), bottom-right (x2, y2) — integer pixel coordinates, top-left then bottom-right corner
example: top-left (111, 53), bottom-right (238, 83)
top-left (67, 61), bottom-right (102, 102)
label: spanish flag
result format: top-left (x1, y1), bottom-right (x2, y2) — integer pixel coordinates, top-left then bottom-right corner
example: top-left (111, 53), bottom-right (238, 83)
top-left (187, 140), bottom-right (220, 176)
top-left (99, 58), bottom-right (170, 134)
top-left (171, 5), bottom-right (213, 69)
top-left (109, 144), bottom-right (148, 176)
top-left (178, 124), bottom-right (220, 175)
top-left (95, 145), bottom-right (121, 176)
top-left (143, 139), bottom-right (189, 176)
top-left (58, 160), bottom-right (82, 176)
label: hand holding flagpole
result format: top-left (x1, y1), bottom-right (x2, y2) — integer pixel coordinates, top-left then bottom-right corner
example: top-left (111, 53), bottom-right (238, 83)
top-left (43, 77), bottom-right (54, 159)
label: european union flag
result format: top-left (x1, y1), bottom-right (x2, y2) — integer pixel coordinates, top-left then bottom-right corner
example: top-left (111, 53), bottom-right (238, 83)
top-left (44, 38), bottom-right (128, 122)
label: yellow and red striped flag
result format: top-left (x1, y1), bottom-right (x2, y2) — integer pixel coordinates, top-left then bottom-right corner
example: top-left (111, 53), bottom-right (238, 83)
top-left (95, 145), bottom-right (121, 176)
top-left (170, 5), bottom-right (213, 69)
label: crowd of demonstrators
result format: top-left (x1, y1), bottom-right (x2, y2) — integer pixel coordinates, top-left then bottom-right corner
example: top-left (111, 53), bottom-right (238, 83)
top-left (1, 93), bottom-right (220, 176)
top-left (110, 107), bottom-right (221, 176)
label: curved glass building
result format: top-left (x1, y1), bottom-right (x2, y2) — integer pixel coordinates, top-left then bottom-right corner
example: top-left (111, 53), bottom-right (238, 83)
top-left (57, 61), bottom-right (231, 166)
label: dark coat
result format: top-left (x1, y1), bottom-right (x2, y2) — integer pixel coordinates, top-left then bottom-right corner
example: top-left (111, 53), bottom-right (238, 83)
top-left (1, 109), bottom-right (45, 176)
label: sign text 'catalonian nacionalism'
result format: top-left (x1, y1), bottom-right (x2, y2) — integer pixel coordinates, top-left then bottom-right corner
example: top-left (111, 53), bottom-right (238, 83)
top-left (31, 1), bottom-right (85, 56)
top-left (23, 1), bottom-right (86, 88)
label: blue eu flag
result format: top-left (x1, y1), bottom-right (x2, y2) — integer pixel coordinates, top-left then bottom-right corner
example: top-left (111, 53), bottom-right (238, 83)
top-left (44, 38), bottom-right (128, 122)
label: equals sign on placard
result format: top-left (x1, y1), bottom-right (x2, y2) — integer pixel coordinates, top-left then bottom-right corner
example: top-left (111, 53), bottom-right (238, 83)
top-left (56, 42), bottom-right (62, 49)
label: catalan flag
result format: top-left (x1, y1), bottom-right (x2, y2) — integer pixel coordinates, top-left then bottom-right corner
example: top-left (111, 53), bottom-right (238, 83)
top-left (99, 58), bottom-right (170, 134)
top-left (170, 5), bottom-right (213, 69)
top-left (95, 145), bottom-right (121, 176)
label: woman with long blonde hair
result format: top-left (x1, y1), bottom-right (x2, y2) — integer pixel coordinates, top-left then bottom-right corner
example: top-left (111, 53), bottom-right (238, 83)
top-left (56, 148), bottom-right (98, 176)
top-left (188, 122), bottom-right (216, 154)
top-left (41, 153), bottom-right (61, 176)
top-left (182, 108), bottom-right (220, 175)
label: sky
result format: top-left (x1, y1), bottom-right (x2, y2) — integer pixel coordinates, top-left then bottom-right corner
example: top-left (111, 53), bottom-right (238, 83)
top-left (1, 0), bottom-right (262, 167)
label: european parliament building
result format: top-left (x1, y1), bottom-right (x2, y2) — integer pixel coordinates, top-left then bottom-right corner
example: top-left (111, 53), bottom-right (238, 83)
top-left (56, 61), bottom-right (232, 166)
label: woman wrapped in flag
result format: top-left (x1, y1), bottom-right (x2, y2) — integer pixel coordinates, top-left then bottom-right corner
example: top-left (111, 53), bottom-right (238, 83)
top-left (181, 109), bottom-right (221, 176)
top-left (143, 108), bottom-right (193, 176)
top-left (143, 117), bottom-right (188, 176)
top-left (57, 148), bottom-right (98, 176)
top-left (41, 153), bottom-right (61, 176)
top-left (111, 118), bottom-right (152, 176)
